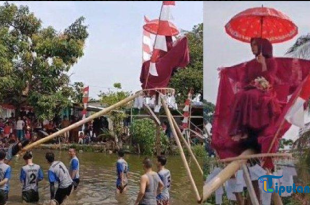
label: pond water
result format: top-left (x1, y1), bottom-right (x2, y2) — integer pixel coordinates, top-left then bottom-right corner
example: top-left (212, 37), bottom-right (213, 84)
top-left (7, 149), bottom-right (203, 204)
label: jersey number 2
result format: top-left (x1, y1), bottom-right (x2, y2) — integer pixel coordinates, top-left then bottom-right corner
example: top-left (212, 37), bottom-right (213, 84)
top-left (29, 173), bottom-right (36, 184)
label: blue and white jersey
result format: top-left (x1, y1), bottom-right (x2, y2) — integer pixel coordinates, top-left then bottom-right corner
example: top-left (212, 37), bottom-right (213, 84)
top-left (156, 169), bottom-right (171, 200)
top-left (0, 162), bottom-right (11, 191)
top-left (69, 156), bottom-right (79, 179)
top-left (116, 158), bottom-right (128, 186)
top-left (20, 164), bottom-right (43, 192)
top-left (48, 161), bottom-right (73, 189)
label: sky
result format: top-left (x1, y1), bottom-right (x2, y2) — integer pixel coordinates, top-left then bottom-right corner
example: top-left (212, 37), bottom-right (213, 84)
top-left (5, 1), bottom-right (203, 99)
top-left (203, 1), bottom-right (310, 140)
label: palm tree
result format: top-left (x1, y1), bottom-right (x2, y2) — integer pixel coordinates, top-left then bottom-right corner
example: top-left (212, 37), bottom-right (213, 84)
top-left (286, 34), bottom-right (310, 59)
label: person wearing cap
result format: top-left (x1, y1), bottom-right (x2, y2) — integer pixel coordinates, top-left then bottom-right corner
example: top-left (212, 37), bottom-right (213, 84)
top-left (20, 151), bottom-right (44, 203)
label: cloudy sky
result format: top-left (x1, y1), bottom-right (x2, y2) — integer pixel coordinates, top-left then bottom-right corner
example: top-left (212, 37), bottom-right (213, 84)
top-left (6, 1), bottom-right (202, 98)
top-left (203, 1), bottom-right (310, 140)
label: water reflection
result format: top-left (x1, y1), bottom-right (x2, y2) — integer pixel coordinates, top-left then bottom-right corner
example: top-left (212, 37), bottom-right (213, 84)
top-left (7, 150), bottom-right (202, 205)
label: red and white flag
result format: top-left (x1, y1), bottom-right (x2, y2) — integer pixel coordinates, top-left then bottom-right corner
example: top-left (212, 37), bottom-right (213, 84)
top-left (149, 1), bottom-right (175, 76)
top-left (142, 16), bottom-right (152, 63)
top-left (285, 75), bottom-right (310, 127)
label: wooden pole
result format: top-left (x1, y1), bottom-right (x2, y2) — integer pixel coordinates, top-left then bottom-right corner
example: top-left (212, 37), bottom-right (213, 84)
top-left (143, 103), bottom-right (161, 155)
top-left (220, 153), bottom-right (292, 163)
top-left (171, 117), bottom-right (203, 176)
top-left (156, 123), bottom-right (161, 155)
top-left (202, 149), bottom-right (255, 202)
top-left (242, 164), bottom-right (260, 205)
top-left (160, 95), bottom-right (201, 202)
top-left (21, 92), bottom-right (142, 152)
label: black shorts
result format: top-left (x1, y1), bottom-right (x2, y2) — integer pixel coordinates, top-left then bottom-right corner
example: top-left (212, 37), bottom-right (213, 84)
top-left (22, 189), bottom-right (39, 203)
top-left (116, 184), bottom-right (127, 193)
top-left (73, 178), bottom-right (80, 190)
top-left (0, 190), bottom-right (8, 205)
top-left (54, 184), bottom-right (73, 205)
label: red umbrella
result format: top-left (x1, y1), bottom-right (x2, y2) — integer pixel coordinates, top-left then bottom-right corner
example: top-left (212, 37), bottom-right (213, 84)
top-left (225, 6), bottom-right (298, 44)
top-left (143, 19), bottom-right (179, 36)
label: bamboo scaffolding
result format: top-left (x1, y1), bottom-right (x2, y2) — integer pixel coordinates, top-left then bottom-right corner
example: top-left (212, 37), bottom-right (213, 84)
top-left (160, 95), bottom-right (201, 202)
top-left (202, 149), bottom-right (255, 202)
top-left (171, 117), bottom-right (203, 176)
top-left (21, 92), bottom-right (142, 152)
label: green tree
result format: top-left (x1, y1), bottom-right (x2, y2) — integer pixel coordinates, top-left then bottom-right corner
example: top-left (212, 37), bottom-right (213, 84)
top-left (130, 118), bottom-right (168, 155)
top-left (286, 34), bottom-right (310, 60)
top-left (169, 23), bottom-right (203, 103)
top-left (100, 83), bottom-right (131, 147)
top-left (203, 99), bottom-right (215, 125)
top-left (0, 2), bottom-right (88, 120)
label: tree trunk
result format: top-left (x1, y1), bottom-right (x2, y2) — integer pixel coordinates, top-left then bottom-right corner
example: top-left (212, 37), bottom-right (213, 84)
top-left (156, 124), bottom-right (161, 155)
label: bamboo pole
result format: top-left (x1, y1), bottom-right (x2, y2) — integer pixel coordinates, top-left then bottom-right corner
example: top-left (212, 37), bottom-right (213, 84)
top-left (160, 95), bottom-right (201, 202)
top-left (220, 153), bottom-right (292, 163)
top-left (171, 117), bottom-right (203, 176)
top-left (202, 149), bottom-right (255, 202)
top-left (21, 92), bottom-right (142, 152)
top-left (242, 164), bottom-right (260, 205)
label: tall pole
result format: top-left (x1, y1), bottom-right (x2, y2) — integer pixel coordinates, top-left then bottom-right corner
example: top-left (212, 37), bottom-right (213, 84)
top-left (21, 92), bottom-right (142, 152)
top-left (161, 95), bottom-right (201, 202)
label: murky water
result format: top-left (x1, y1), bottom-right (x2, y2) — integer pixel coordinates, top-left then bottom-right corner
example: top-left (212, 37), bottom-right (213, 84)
top-left (7, 149), bottom-right (202, 205)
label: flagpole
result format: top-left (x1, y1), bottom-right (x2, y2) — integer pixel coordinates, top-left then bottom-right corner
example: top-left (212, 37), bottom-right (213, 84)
top-left (144, 2), bottom-right (164, 89)
top-left (261, 76), bottom-right (308, 166)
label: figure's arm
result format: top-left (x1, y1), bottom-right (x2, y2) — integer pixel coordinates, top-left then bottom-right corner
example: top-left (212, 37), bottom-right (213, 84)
top-left (116, 162), bottom-right (124, 186)
top-left (0, 167), bottom-right (11, 187)
top-left (48, 170), bottom-right (56, 199)
top-left (70, 159), bottom-right (78, 179)
top-left (157, 175), bottom-right (164, 195)
top-left (135, 175), bottom-right (147, 205)
top-left (261, 58), bottom-right (277, 85)
top-left (20, 168), bottom-right (25, 183)
top-left (38, 168), bottom-right (44, 181)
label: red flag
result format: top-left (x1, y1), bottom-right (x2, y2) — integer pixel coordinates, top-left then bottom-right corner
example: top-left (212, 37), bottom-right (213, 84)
top-left (163, 1), bottom-right (175, 6)
top-left (285, 75), bottom-right (310, 127)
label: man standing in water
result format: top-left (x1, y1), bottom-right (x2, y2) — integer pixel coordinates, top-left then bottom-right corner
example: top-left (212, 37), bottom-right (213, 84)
top-left (45, 152), bottom-right (73, 205)
top-left (156, 156), bottom-right (171, 205)
top-left (0, 150), bottom-right (11, 205)
top-left (20, 151), bottom-right (44, 203)
top-left (68, 148), bottom-right (80, 190)
top-left (135, 158), bottom-right (164, 205)
top-left (116, 150), bottom-right (128, 194)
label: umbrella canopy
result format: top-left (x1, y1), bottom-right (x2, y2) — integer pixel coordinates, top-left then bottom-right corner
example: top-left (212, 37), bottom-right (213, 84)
top-left (143, 19), bottom-right (179, 36)
top-left (225, 6), bottom-right (298, 43)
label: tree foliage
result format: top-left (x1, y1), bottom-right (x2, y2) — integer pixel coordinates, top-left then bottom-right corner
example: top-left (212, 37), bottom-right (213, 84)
top-left (0, 2), bottom-right (88, 120)
top-left (99, 83), bottom-right (131, 108)
top-left (130, 118), bottom-right (168, 155)
top-left (169, 23), bottom-right (203, 103)
top-left (286, 34), bottom-right (310, 60)
top-left (99, 83), bottom-right (131, 144)
top-left (203, 99), bottom-right (215, 125)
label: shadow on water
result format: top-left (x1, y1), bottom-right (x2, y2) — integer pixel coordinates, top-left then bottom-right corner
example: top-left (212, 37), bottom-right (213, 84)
top-left (7, 149), bottom-right (202, 205)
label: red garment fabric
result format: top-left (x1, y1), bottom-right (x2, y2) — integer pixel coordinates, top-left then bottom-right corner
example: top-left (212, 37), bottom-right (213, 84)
top-left (212, 57), bottom-right (310, 169)
top-left (140, 36), bottom-right (190, 90)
